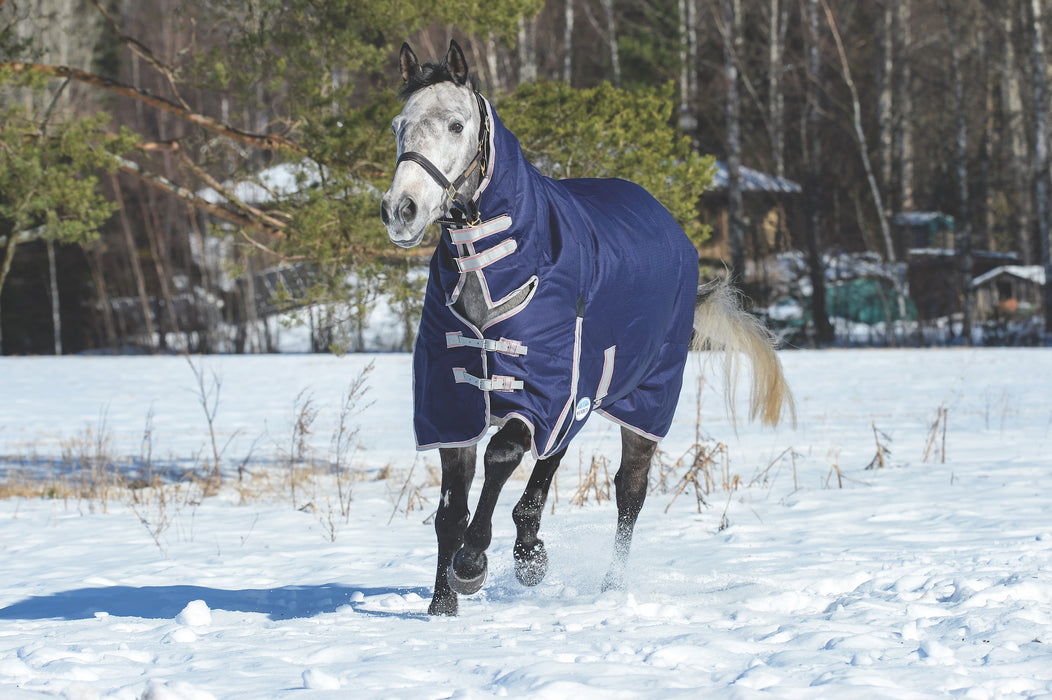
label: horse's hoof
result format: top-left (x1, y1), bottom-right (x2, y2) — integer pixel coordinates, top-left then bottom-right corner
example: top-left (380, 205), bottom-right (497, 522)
top-left (428, 592), bottom-right (458, 616)
top-left (514, 541), bottom-right (548, 587)
top-left (448, 549), bottom-right (487, 596)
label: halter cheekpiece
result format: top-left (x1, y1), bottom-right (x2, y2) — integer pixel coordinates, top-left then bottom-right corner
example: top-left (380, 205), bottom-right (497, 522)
top-left (396, 91), bottom-right (490, 227)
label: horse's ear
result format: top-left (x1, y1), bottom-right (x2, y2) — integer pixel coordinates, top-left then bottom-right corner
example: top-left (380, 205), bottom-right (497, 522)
top-left (400, 43), bottom-right (420, 84)
top-left (445, 39), bottom-right (469, 86)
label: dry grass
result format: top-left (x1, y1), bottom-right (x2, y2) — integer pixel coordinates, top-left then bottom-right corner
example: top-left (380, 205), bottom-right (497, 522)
top-left (570, 453), bottom-right (612, 507)
top-left (923, 405), bottom-right (948, 463)
top-left (865, 422), bottom-right (893, 470)
top-left (0, 360), bottom-right (378, 546)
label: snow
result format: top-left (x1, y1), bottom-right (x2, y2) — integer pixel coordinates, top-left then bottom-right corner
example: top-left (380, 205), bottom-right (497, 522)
top-left (2, 349), bottom-right (1052, 698)
top-left (972, 265), bottom-right (1047, 288)
top-left (711, 160), bottom-right (802, 193)
top-left (195, 162), bottom-right (325, 206)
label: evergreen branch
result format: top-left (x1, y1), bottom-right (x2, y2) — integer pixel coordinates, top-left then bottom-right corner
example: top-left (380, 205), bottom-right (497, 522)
top-left (87, 0), bottom-right (192, 112)
top-left (115, 154), bottom-right (285, 236)
top-left (173, 147), bottom-right (292, 231)
top-left (1, 62), bottom-right (304, 155)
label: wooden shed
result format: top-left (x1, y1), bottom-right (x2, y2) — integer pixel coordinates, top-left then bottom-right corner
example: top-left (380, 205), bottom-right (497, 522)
top-left (698, 160), bottom-right (802, 264)
top-left (972, 265), bottom-right (1046, 321)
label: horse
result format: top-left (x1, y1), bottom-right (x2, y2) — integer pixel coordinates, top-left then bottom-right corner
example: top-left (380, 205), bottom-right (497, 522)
top-left (381, 40), bottom-right (793, 616)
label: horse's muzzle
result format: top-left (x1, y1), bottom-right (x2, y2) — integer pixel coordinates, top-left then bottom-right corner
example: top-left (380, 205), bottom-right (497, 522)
top-left (381, 193), bottom-right (425, 248)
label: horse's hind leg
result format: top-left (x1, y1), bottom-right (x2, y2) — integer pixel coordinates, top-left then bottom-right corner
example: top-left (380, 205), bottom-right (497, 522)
top-left (429, 445), bottom-right (476, 616)
top-left (448, 419), bottom-right (532, 596)
top-left (602, 427), bottom-right (658, 591)
top-left (512, 447), bottom-right (567, 586)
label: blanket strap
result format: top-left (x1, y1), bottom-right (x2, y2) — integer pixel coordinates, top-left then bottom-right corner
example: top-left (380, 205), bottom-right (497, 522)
top-left (453, 368), bottom-right (523, 392)
top-left (446, 332), bottom-right (528, 356)
top-left (448, 215), bottom-right (513, 245)
top-left (455, 238), bottom-right (516, 272)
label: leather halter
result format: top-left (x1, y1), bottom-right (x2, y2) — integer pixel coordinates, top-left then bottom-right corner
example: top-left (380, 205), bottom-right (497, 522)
top-left (395, 91), bottom-right (489, 227)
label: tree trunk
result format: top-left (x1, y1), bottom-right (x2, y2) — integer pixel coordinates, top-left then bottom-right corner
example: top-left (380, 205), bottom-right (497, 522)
top-left (563, 0), bottom-right (575, 83)
top-left (47, 238), bottom-right (62, 355)
top-left (1004, 4), bottom-right (1033, 263)
top-left (805, 0), bottom-right (834, 344)
top-left (823, 0), bottom-right (896, 264)
top-left (86, 246), bottom-right (119, 351)
top-left (485, 34), bottom-right (503, 94)
top-left (679, 0), bottom-right (689, 120)
top-left (942, 0), bottom-right (974, 344)
top-left (678, 0), bottom-right (699, 133)
top-left (878, 0), bottom-right (895, 203)
top-left (517, 16), bottom-right (537, 84)
top-left (721, 0), bottom-right (745, 282)
top-left (1030, 0), bottom-right (1052, 335)
top-left (768, 0), bottom-right (788, 178)
top-left (143, 185), bottom-right (181, 352)
top-left (0, 232), bottom-right (21, 356)
top-left (980, 16), bottom-right (995, 253)
top-left (600, 0), bottom-right (621, 85)
top-left (112, 173), bottom-right (157, 351)
top-left (896, 0), bottom-right (915, 212)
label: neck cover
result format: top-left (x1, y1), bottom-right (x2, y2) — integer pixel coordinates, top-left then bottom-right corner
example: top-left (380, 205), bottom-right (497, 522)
top-left (413, 97), bottom-right (699, 459)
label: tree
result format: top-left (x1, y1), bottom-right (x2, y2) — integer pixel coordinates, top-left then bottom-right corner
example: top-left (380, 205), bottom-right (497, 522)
top-left (499, 80), bottom-right (715, 247)
top-left (1030, 0), bottom-right (1052, 333)
top-left (0, 106), bottom-right (137, 353)
top-left (767, 0), bottom-right (788, 178)
top-left (719, 0), bottom-right (745, 281)
top-left (804, 0), bottom-right (834, 344)
top-left (895, 0), bottom-right (915, 213)
top-left (940, 0), bottom-right (975, 343)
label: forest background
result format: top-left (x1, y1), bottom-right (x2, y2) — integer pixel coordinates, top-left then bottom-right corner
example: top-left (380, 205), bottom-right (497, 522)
top-left (1, 0), bottom-right (1051, 355)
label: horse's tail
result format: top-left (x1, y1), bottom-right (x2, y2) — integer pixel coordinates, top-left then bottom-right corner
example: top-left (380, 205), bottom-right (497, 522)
top-left (690, 278), bottom-right (795, 428)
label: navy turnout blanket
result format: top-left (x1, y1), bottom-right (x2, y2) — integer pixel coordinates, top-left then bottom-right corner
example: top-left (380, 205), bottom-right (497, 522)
top-left (413, 97), bottom-right (699, 459)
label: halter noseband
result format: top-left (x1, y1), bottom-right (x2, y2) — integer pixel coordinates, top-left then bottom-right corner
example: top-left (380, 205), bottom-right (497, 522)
top-left (395, 91), bottom-right (489, 227)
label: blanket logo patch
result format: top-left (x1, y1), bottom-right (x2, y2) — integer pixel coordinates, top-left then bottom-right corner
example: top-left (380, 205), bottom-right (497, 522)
top-left (574, 397), bottom-right (591, 421)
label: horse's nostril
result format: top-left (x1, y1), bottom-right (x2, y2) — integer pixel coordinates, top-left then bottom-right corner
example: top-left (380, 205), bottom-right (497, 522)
top-left (380, 199), bottom-right (391, 226)
top-left (399, 198), bottom-right (417, 225)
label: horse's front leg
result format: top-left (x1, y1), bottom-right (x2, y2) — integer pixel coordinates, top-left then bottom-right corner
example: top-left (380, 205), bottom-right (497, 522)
top-left (448, 419), bottom-right (532, 596)
top-left (512, 447), bottom-right (567, 586)
top-left (429, 445), bottom-right (476, 616)
top-left (602, 427), bottom-right (658, 591)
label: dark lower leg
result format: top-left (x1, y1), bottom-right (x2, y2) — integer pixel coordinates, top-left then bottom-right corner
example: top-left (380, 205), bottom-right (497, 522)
top-left (603, 428), bottom-right (657, 591)
top-left (449, 420), bottom-right (532, 592)
top-left (511, 448), bottom-right (566, 586)
top-left (429, 446), bottom-right (475, 615)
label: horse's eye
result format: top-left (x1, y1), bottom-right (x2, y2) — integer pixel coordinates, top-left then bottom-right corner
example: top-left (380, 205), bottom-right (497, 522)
top-left (450, 122), bottom-right (464, 134)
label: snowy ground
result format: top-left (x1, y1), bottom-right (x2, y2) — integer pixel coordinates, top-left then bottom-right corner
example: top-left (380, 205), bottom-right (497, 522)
top-left (1, 349), bottom-right (1051, 699)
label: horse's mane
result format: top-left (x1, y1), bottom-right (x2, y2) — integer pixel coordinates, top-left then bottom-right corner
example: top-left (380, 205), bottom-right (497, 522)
top-left (399, 61), bottom-right (479, 100)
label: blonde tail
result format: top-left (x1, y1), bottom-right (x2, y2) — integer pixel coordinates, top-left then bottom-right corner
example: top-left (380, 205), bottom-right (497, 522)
top-left (691, 278), bottom-right (795, 427)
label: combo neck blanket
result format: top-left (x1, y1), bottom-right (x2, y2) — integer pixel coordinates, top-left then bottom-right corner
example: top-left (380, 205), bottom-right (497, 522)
top-left (413, 97), bottom-right (699, 459)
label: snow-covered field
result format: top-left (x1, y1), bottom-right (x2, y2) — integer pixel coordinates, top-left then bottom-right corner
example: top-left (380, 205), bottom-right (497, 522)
top-left (1, 349), bottom-right (1051, 699)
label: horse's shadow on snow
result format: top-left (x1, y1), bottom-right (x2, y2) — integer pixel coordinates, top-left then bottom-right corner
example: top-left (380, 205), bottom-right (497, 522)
top-left (0, 583), bottom-right (432, 622)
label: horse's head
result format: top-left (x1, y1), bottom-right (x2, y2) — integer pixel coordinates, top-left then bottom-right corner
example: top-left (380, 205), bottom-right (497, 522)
top-left (381, 40), bottom-right (485, 248)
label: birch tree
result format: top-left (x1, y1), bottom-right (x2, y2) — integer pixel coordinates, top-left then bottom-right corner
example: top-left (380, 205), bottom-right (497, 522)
top-left (563, 0), bottom-right (575, 83)
top-left (878, 0), bottom-right (895, 202)
top-left (768, 0), bottom-right (788, 178)
top-left (822, 0), bottom-right (896, 263)
top-left (600, 0), bottom-right (622, 85)
top-left (895, 0), bottom-right (916, 211)
top-left (1029, 0), bottom-right (1052, 332)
